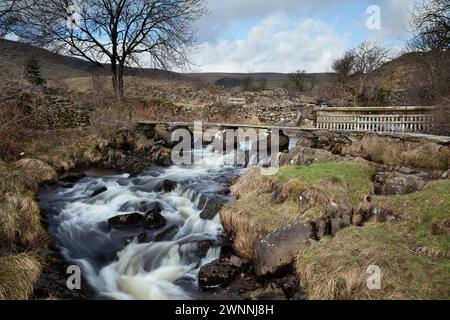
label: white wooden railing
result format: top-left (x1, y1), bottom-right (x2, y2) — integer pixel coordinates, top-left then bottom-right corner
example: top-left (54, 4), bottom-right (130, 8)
top-left (314, 107), bottom-right (436, 133)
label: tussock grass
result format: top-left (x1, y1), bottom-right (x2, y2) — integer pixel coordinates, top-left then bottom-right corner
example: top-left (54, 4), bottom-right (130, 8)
top-left (400, 143), bottom-right (450, 170)
top-left (0, 194), bottom-right (46, 245)
top-left (342, 136), bottom-right (450, 170)
top-left (296, 180), bottom-right (450, 300)
top-left (342, 136), bottom-right (415, 166)
top-left (222, 162), bottom-right (374, 259)
top-left (14, 159), bottom-right (57, 184)
top-left (0, 253), bottom-right (42, 300)
top-left (0, 161), bottom-right (46, 246)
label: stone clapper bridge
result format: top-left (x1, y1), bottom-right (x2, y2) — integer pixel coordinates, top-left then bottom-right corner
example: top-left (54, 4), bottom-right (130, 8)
top-left (136, 105), bottom-right (450, 145)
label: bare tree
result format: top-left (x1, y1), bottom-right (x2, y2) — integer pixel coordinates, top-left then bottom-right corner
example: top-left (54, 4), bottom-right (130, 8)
top-left (12, 0), bottom-right (206, 100)
top-left (351, 42), bottom-right (393, 75)
top-left (0, 0), bottom-right (32, 37)
top-left (331, 52), bottom-right (355, 84)
top-left (289, 70), bottom-right (315, 92)
top-left (350, 42), bottom-right (393, 99)
top-left (409, 0), bottom-right (449, 51)
top-left (329, 42), bottom-right (393, 105)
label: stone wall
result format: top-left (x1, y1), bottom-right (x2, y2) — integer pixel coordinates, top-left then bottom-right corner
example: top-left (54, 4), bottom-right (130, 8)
top-left (25, 88), bottom-right (91, 129)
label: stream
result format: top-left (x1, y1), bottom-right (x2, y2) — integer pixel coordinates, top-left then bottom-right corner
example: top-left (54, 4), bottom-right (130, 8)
top-left (39, 136), bottom-right (298, 300)
top-left (39, 146), bottom-right (245, 300)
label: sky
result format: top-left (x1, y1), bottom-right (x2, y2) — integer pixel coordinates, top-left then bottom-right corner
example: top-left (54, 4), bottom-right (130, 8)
top-left (189, 0), bottom-right (417, 73)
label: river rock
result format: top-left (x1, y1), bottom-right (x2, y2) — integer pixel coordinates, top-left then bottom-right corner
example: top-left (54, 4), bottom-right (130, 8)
top-left (143, 204), bottom-right (167, 229)
top-left (375, 172), bottom-right (426, 196)
top-left (156, 179), bottom-right (179, 192)
top-left (199, 195), bottom-right (227, 220)
top-left (108, 212), bottom-right (144, 228)
top-left (91, 186), bottom-right (107, 197)
top-left (198, 258), bottom-right (242, 289)
top-left (60, 172), bottom-right (86, 183)
top-left (137, 123), bottom-right (157, 140)
top-left (281, 146), bottom-right (338, 166)
top-left (314, 205), bottom-right (352, 238)
top-left (137, 232), bottom-right (147, 243)
top-left (197, 240), bottom-right (215, 257)
top-left (114, 128), bottom-right (137, 151)
top-left (153, 129), bottom-right (175, 148)
top-left (254, 222), bottom-right (315, 277)
top-left (155, 225), bottom-right (178, 241)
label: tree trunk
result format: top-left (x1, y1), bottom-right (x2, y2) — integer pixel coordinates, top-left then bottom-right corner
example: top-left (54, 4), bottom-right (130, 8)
top-left (111, 60), bottom-right (121, 102)
top-left (117, 63), bottom-right (131, 119)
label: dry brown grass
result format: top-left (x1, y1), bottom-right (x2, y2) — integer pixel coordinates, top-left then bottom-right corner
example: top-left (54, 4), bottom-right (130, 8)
top-left (342, 136), bottom-right (413, 165)
top-left (0, 161), bottom-right (47, 246)
top-left (0, 194), bottom-right (47, 246)
top-left (0, 253), bottom-right (42, 300)
top-left (400, 143), bottom-right (450, 170)
top-left (14, 159), bottom-right (58, 184)
top-left (342, 135), bottom-right (450, 170)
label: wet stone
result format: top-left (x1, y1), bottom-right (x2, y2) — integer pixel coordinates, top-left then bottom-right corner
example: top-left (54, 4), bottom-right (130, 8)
top-left (91, 186), bottom-right (107, 197)
top-left (108, 213), bottom-right (144, 228)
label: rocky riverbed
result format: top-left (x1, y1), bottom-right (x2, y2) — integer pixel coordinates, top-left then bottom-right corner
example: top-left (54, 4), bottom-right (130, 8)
top-left (4, 125), bottom-right (448, 300)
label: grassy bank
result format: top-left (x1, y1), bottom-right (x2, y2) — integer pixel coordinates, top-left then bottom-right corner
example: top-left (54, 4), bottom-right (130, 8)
top-left (296, 180), bottom-right (450, 300)
top-left (221, 162), bottom-right (375, 259)
top-left (0, 129), bottom-right (103, 300)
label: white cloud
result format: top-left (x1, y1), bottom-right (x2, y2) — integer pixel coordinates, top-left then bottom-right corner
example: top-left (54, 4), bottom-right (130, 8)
top-left (196, 0), bottom-right (356, 42)
top-left (191, 14), bottom-right (349, 73)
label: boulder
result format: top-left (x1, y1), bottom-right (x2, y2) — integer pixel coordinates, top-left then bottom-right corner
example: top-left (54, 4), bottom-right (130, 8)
top-left (91, 186), bottom-right (107, 197)
top-left (114, 128), bottom-right (137, 151)
top-left (311, 205), bottom-right (353, 239)
top-left (254, 222), bottom-right (315, 277)
top-left (136, 123), bottom-right (157, 140)
top-left (376, 172), bottom-right (426, 196)
top-left (142, 204), bottom-right (167, 229)
top-left (155, 225), bottom-right (178, 241)
top-left (152, 147), bottom-right (172, 167)
top-left (199, 195), bottom-right (227, 220)
top-left (156, 179), bottom-right (179, 193)
top-left (108, 212), bottom-right (144, 228)
top-left (153, 129), bottom-right (175, 148)
top-left (281, 146), bottom-right (338, 166)
top-left (197, 240), bottom-right (215, 256)
top-left (198, 258), bottom-right (242, 289)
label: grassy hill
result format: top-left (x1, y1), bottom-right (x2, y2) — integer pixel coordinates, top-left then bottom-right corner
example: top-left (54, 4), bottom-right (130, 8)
top-left (1, 39), bottom-right (446, 95)
top-left (0, 39), bottom-right (191, 82)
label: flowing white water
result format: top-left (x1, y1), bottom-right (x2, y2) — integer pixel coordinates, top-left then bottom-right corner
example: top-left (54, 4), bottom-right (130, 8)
top-left (39, 147), bottom-right (244, 300)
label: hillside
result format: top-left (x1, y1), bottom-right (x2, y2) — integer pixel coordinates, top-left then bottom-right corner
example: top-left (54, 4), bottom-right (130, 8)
top-left (1, 39), bottom-right (447, 96)
top-left (0, 39), bottom-right (191, 82)
top-left (370, 51), bottom-right (450, 91)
